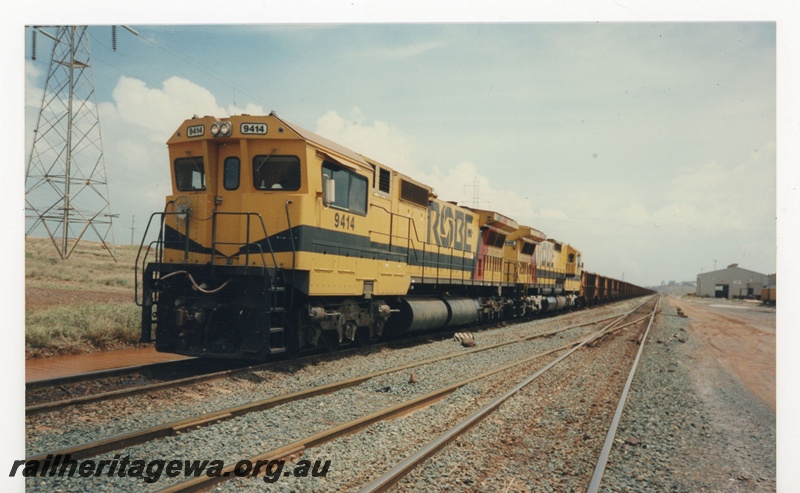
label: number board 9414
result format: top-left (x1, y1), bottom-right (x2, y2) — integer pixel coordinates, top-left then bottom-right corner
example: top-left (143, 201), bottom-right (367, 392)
top-left (240, 123), bottom-right (268, 135)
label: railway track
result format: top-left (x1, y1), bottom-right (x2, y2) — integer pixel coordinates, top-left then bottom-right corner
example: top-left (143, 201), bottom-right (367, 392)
top-left (24, 297), bottom-right (655, 492)
top-left (26, 328), bottom-right (478, 414)
top-left (586, 296), bottom-right (659, 492)
top-left (26, 309), bottom-right (626, 462)
top-left (25, 307), bottom-right (620, 415)
top-left (159, 297), bottom-right (657, 492)
top-left (26, 358), bottom-right (248, 414)
top-left (359, 295), bottom-right (659, 492)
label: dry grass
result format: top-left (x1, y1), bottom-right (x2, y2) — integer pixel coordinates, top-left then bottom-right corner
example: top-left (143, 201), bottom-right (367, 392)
top-left (25, 237), bottom-right (144, 357)
top-left (25, 237), bottom-right (138, 291)
top-left (26, 304), bottom-right (140, 353)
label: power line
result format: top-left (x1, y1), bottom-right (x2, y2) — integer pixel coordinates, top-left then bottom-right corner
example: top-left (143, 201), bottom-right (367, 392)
top-left (82, 26), bottom-right (291, 121)
top-left (130, 28), bottom-right (281, 112)
top-left (32, 25), bottom-right (385, 135)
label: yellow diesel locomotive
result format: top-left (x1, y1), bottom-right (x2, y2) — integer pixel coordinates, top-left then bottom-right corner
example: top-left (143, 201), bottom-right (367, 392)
top-left (136, 113), bottom-right (650, 359)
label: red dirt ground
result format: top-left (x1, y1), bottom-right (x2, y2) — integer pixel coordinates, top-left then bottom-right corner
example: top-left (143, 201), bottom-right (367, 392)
top-left (25, 287), bottom-right (132, 312)
top-left (667, 296), bottom-right (776, 412)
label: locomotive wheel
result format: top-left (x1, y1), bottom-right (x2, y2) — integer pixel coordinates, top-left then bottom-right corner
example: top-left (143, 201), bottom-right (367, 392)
top-left (321, 331), bottom-right (340, 352)
top-left (354, 327), bottom-right (371, 347)
top-left (288, 295), bottom-right (311, 355)
top-left (283, 320), bottom-right (301, 357)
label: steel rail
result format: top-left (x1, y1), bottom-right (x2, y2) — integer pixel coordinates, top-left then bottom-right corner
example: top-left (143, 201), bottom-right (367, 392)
top-left (26, 310), bottom-right (621, 463)
top-left (26, 309), bottom-right (624, 416)
top-left (26, 358), bottom-right (197, 391)
top-left (359, 296), bottom-right (657, 492)
top-left (585, 295), bottom-right (660, 493)
top-left (25, 328), bottom-right (456, 414)
top-left (156, 332), bottom-right (610, 493)
top-left (28, 361), bottom-right (254, 415)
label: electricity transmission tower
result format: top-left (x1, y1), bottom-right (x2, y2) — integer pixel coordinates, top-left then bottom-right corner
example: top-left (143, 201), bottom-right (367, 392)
top-left (25, 26), bottom-right (117, 260)
top-left (463, 175), bottom-right (489, 209)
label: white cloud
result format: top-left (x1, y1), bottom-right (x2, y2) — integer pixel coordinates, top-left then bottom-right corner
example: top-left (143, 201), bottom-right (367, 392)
top-left (537, 209), bottom-right (570, 221)
top-left (314, 110), bottom-right (541, 225)
top-left (228, 101), bottom-right (267, 117)
top-left (315, 108), bottom-right (415, 172)
top-left (660, 144), bottom-right (775, 234)
top-left (618, 203), bottom-right (651, 227)
top-left (111, 76), bottom-right (225, 141)
top-left (651, 202), bottom-right (697, 227)
top-left (25, 61), bottom-right (43, 108)
top-left (361, 40), bottom-right (447, 60)
top-left (426, 161), bottom-right (534, 221)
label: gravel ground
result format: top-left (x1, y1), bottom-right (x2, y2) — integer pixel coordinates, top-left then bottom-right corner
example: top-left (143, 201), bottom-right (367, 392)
top-left (24, 301), bottom-right (640, 492)
top-left (212, 302), bottom-right (649, 492)
top-left (383, 308), bottom-right (644, 493)
top-left (600, 304), bottom-right (776, 492)
top-left (206, 296), bottom-right (776, 493)
top-left (381, 300), bottom-right (775, 493)
top-left (25, 304), bottom-right (626, 455)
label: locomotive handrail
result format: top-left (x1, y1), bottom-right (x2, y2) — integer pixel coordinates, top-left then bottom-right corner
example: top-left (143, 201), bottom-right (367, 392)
top-left (400, 208), bottom-right (476, 286)
top-left (211, 211), bottom-right (262, 269)
top-left (134, 240), bottom-right (159, 307)
top-left (367, 204), bottom-right (416, 264)
top-left (135, 209), bottom-right (284, 308)
top-left (312, 237), bottom-right (407, 262)
top-left (366, 229), bottom-right (476, 285)
top-left (210, 211), bottom-right (281, 277)
top-left (134, 208), bottom-right (182, 307)
top-left (369, 203), bottom-right (426, 243)
top-left (284, 200), bottom-right (296, 308)
top-left (368, 203), bottom-right (477, 286)
top-left (366, 206), bottom-right (409, 264)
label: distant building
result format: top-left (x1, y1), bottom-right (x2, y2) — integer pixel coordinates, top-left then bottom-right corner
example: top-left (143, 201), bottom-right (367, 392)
top-left (696, 264), bottom-right (769, 299)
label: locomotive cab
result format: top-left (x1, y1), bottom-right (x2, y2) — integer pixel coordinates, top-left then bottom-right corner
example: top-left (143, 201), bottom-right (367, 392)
top-left (161, 114), bottom-right (308, 269)
top-left (138, 114), bottom-right (313, 359)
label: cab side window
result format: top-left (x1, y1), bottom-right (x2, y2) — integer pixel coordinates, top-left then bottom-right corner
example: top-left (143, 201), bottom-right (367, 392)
top-left (322, 161), bottom-right (367, 215)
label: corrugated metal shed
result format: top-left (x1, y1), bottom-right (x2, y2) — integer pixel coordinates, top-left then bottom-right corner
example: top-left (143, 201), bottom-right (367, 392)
top-left (696, 264), bottom-right (769, 299)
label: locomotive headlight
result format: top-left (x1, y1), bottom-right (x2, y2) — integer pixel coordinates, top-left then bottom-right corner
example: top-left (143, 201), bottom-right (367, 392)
top-left (210, 121), bottom-right (232, 137)
top-left (174, 196), bottom-right (192, 227)
top-left (211, 122), bottom-right (232, 137)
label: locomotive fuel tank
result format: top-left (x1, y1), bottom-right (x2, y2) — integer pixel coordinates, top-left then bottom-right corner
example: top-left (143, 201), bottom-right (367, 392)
top-left (391, 297), bottom-right (480, 333)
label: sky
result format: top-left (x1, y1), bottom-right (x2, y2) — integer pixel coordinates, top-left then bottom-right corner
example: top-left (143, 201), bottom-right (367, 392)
top-left (18, 20), bottom-right (782, 289)
top-left (5, 2), bottom-right (800, 490)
